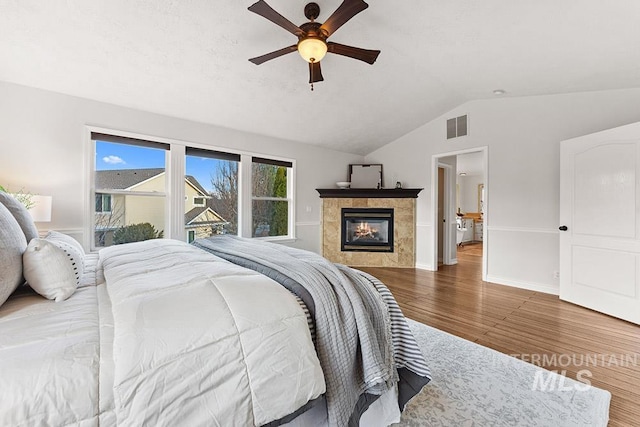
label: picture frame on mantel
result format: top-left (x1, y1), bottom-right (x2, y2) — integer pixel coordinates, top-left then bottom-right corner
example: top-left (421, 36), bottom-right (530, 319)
top-left (349, 164), bottom-right (383, 188)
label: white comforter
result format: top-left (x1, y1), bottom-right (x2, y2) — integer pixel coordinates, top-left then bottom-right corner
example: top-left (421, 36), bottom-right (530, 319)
top-left (0, 254), bottom-right (103, 427)
top-left (0, 240), bottom-right (325, 426)
top-left (99, 239), bottom-right (325, 426)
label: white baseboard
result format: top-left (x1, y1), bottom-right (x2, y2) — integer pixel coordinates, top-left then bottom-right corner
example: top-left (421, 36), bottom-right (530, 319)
top-left (486, 275), bottom-right (559, 295)
top-left (415, 263), bottom-right (435, 271)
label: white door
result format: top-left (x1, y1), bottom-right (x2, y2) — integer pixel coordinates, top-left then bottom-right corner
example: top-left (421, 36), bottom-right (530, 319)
top-left (560, 123), bottom-right (640, 325)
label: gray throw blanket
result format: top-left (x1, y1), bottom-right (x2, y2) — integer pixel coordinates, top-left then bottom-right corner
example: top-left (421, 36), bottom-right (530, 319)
top-left (193, 236), bottom-right (431, 426)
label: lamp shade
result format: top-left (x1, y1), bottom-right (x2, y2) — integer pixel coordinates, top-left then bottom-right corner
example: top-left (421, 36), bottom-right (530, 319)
top-left (298, 38), bottom-right (327, 63)
top-left (28, 195), bottom-right (52, 222)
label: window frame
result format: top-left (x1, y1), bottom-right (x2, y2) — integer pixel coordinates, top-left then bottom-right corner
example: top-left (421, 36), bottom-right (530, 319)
top-left (192, 196), bottom-right (205, 207)
top-left (85, 127), bottom-right (296, 251)
top-left (186, 146), bottom-right (241, 237)
top-left (90, 133), bottom-right (169, 250)
top-left (249, 157), bottom-right (294, 240)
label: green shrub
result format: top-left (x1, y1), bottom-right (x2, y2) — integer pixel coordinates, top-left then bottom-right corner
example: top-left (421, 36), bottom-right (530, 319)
top-left (113, 223), bottom-right (164, 244)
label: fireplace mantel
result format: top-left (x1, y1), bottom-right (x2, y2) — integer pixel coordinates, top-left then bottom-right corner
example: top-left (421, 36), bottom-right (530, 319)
top-left (316, 188), bottom-right (422, 198)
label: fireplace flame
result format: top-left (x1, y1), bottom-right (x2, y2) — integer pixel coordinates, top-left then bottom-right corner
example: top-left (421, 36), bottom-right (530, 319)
top-left (355, 222), bottom-right (378, 239)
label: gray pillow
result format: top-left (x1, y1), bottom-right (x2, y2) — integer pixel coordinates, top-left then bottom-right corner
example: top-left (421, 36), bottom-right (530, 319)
top-left (0, 191), bottom-right (39, 242)
top-left (0, 202), bottom-right (27, 307)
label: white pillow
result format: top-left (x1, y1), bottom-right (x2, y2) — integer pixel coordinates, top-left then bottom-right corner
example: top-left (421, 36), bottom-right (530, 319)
top-left (23, 233), bottom-right (85, 302)
top-left (45, 230), bottom-right (85, 256)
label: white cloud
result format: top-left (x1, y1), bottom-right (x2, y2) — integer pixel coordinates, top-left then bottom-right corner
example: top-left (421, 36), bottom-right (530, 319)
top-left (103, 155), bottom-right (125, 165)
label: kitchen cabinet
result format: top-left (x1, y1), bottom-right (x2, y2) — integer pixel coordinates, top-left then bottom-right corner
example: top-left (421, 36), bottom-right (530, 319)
top-left (474, 221), bottom-right (483, 241)
top-left (461, 218), bottom-right (474, 243)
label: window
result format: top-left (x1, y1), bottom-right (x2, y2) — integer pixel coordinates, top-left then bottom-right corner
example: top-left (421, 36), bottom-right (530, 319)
top-left (95, 193), bottom-right (112, 213)
top-left (89, 130), bottom-right (295, 249)
top-left (92, 132), bottom-right (167, 249)
top-left (186, 147), bottom-right (240, 238)
top-left (251, 157), bottom-right (293, 238)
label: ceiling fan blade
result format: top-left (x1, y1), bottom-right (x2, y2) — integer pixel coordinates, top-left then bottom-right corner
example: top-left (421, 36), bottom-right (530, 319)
top-left (327, 42), bottom-right (380, 64)
top-left (320, 0), bottom-right (369, 37)
top-left (249, 45), bottom-right (298, 65)
top-left (248, 1), bottom-right (303, 37)
top-left (309, 61), bottom-right (324, 83)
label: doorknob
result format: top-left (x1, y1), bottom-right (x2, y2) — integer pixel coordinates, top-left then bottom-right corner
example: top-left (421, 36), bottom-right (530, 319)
top-left (559, 226), bottom-right (568, 231)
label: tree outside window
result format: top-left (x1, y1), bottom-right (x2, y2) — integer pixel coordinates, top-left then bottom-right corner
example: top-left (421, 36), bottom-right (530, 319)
top-left (207, 160), bottom-right (239, 235)
top-left (252, 159), bottom-right (290, 237)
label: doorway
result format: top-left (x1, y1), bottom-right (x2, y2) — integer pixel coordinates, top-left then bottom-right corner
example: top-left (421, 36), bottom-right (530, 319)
top-left (431, 147), bottom-right (488, 280)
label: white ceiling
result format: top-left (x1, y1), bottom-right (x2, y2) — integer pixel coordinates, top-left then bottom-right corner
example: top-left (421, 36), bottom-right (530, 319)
top-left (2, 1), bottom-right (640, 155)
top-left (456, 152), bottom-right (484, 177)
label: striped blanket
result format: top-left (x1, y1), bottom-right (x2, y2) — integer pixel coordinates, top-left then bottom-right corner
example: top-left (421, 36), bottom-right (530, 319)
top-left (193, 236), bottom-right (431, 426)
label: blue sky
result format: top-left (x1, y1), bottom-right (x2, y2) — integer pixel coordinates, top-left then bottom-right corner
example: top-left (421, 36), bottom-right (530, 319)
top-left (96, 141), bottom-right (223, 192)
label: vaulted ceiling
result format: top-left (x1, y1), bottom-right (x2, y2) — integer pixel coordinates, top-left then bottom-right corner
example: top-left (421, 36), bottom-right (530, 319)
top-left (2, 1), bottom-right (639, 155)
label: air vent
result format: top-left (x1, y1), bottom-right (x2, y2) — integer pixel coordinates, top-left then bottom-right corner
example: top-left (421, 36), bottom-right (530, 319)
top-left (446, 115), bottom-right (468, 139)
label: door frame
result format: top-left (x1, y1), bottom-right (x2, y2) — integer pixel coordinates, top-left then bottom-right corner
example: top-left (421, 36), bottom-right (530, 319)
top-left (431, 146), bottom-right (488, 280)
top-left (437, 163), bottom-right (454, 265)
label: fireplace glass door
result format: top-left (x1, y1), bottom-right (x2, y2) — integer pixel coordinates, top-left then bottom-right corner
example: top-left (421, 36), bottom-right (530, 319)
top-left (341, 208), bottom-right (394, 252)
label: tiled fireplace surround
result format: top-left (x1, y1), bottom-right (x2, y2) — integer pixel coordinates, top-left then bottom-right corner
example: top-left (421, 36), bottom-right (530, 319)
top-left (317, 188), bottom-right (421, 268)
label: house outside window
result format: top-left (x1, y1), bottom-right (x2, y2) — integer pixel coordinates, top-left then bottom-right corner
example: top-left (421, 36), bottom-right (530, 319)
top-left (89, 129), bottom-right (295, 250)
top-left (92, 133), bottom-right (167, 249)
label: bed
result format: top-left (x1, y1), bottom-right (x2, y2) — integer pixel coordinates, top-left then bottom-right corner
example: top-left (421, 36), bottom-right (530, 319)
top-left (0, 193), bottom-right (431, 426)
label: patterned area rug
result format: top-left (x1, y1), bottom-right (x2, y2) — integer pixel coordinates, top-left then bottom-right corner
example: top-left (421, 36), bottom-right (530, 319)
top-left (396, 319), bottom-right (611, 426)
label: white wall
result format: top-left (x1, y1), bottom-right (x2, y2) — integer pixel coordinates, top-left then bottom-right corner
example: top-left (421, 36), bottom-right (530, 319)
top-left (0, 81), bottom-right (363, 253)
top-left (365, 88), bottom-right (640, 293)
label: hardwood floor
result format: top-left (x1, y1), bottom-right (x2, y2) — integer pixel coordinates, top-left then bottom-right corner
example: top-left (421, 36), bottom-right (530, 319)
top-left (360, 243), bottom-right (640, 427)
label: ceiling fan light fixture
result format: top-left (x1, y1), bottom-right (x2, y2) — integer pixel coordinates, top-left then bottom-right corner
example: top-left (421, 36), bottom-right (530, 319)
top-left (298, 37), bottom-right (327, 63)
top-left (247, 0), bottom-right (380, 87)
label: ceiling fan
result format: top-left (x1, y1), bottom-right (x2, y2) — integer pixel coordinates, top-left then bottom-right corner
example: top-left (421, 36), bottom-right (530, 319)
top-left (248, 0), bottom-right (381, 90)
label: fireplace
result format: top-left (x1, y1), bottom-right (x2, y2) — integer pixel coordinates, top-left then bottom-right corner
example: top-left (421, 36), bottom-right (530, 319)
top-left (341, 208), bottom-right (394, 252)
top-left (317, 188), bottom-right (421, 267)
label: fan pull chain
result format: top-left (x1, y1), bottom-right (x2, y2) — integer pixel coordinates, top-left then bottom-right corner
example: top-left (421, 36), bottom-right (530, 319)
top-left (310, 59), bottom-right (315, 91)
